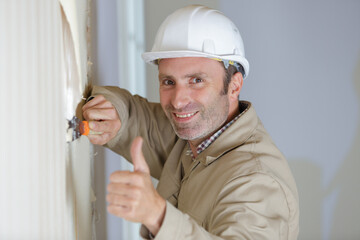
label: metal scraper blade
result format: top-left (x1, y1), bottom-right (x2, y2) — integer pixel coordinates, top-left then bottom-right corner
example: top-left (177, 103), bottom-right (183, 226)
top-left (66, 116), bottom-right (82, 142)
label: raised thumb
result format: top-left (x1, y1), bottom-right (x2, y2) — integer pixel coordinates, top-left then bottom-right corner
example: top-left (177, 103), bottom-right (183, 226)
top-left (131, 136), bottom-right (150, 173)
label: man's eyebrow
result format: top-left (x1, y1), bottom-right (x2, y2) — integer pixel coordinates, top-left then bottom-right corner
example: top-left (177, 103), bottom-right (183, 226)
top-left (159, 73), bottom-right (173, 78)
top-left (158, 72), bottom-right (209, 81)
top-left (184, 72), bottom-right (208, 78)
top-left (158, 73), bottom-right (174, 80)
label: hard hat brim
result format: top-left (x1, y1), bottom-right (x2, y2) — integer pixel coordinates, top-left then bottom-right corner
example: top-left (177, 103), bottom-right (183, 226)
top-left (142, 50), bottom-right (249, 78)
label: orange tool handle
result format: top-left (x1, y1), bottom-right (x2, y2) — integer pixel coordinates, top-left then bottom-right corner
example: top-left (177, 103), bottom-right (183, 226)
top-left (79, 121), bottom-right (90, 136)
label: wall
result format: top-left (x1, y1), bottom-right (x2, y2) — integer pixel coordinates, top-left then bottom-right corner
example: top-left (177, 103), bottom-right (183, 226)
top-left (90, 1), bottom-right (121, 239)
top-left (91, 0), bottom-right (144, 239)
top-left (0, 1), bottom-right (69, 238)
top-left (0, 0), bottom-right (93, 239)
top-left (220, 1), bottom-right (360, 239)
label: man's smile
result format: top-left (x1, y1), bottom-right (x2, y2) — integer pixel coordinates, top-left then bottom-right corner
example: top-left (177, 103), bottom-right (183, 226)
top-left (173, 111), bottom-right (199, 121)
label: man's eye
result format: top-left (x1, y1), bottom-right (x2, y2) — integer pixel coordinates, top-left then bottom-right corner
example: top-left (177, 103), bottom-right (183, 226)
top-left (190, 78), bottom-right (203, 84)
top-left (162, 79), bottom-right (175, 85)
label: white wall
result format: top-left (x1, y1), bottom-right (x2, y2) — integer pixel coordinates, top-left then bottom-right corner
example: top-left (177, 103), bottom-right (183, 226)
top-left (0, 0), bottom-right (93, 239)
top-left (0, 2), bottom-right (70, 238)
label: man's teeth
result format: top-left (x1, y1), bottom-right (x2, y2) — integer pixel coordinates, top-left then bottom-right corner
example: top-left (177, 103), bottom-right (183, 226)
top-left (175, 112), bottom-right (196, 118)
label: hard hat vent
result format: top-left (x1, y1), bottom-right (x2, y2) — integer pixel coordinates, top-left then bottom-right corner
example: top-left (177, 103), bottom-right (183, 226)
top-left (202, 39), bottom-right (216, 54)
top-left (234, 48), bottom-right (240, 55)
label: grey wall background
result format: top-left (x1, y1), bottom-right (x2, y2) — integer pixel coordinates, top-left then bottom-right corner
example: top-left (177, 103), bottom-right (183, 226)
top-left (90, 1), bottom-right (120, 239)
top-left (92, 1), bottom-right (360, 239)
top-left (219, 1), bottom-right (360, 240)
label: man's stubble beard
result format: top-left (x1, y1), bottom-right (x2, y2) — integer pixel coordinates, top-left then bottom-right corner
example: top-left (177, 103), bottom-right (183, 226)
top-left (165, 93), bottom-right (229, 141)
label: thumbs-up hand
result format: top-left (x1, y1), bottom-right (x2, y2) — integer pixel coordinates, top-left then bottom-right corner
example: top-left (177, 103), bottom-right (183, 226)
top-left (131, 137), bottom-right (150, 173)
top-left (107, 136), bottom-right (166, 236)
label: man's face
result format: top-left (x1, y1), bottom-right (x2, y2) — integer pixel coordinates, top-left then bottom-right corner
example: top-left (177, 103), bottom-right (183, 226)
top-left (158, 57), bottom-right (231, 144)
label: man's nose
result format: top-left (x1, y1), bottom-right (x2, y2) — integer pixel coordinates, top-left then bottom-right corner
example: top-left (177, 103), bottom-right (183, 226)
top-left (171, 85), bottom-right (191, 110)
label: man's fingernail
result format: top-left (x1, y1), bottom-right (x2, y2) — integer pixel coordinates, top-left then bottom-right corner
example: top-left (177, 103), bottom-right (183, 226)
top-left (86, 96), bottom-right (95, 103)
top-left (89, 121), bottom-right (95, 129)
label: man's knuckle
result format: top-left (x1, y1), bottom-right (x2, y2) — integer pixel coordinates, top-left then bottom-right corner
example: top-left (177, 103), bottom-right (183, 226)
top-left (106, 194), bottom-right (112, 203)
top-left (105, 101), bottom-right (113, 108)
top-left (109, 171), bottom-right (121, 181)
top-left (96, 95), bottom-right (105, 102)
top-left (109, 109), bottom-right (119, 120)
top-left (131, 174), bottom-right (141, 185)
top-left (131, 188), bottom-right (141, 198)
top-left (135, 174), bottom-right (146, 185)
top-left (82, 109), bottom-right (89, 120)
top-left (89, 136), bottom-right (104, 145)
top-left (102, 135), bottom-right (111, 145)
top-left (107, 205), bottom-right (116, 215)
top-left (114, 120), bottom-right (121, 131)
top-left (104, 121), bottom-right (112, 130)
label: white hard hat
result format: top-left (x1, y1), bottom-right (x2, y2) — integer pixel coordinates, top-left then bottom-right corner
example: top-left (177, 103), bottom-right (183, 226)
top-left (142, 5), bottom-right (250, 78)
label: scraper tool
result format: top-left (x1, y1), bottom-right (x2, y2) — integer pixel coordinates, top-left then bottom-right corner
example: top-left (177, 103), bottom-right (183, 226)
top-left (66, 116), bottom-right (101, 142)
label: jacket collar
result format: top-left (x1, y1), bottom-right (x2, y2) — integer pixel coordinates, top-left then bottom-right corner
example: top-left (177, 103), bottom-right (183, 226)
top-left (196, 101), bottom-right (258, 166)
top-left (156, 140), bottom-right (187, 203)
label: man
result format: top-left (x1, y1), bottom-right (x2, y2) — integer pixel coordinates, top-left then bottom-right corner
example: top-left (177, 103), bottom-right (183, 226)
top-left (83, 5), bottom-right (299, 239)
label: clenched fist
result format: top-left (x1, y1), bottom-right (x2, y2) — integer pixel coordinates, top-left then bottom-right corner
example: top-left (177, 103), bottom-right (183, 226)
top-left (82, 95), bottom-right (121, 145)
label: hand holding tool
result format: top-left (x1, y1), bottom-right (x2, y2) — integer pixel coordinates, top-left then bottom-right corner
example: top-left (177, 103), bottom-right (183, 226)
top-left (66, 116), bottom-right (102, 142)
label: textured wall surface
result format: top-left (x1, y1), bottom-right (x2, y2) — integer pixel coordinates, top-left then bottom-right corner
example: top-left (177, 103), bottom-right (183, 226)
top-left (0, 1), bottom-right (70, 238)
top-left (0, 0), bottom-right (92, 239)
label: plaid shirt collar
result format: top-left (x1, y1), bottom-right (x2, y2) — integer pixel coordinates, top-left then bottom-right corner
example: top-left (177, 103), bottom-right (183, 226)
top-left (186, 112), bottom-right (241, 158)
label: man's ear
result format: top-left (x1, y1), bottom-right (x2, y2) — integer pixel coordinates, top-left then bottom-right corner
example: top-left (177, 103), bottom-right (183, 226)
top-left (229, 72), bottom-right (243, 100)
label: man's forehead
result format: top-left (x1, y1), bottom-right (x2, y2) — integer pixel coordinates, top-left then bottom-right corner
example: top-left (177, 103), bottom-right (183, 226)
top-left (158, 57), bottom-right (220, 65)
top-left (158, 57), bottom-right (223, 76)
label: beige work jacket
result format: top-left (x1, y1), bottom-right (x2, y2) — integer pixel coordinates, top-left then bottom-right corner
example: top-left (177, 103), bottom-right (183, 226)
top-left (92, 86), bottom-right (299, 240)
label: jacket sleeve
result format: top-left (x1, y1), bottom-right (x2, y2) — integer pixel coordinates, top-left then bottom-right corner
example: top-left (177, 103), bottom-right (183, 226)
top-left (91, 85), bottom-right (178, 180)
top-left (141, 173), bottom-right (298, 240)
